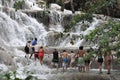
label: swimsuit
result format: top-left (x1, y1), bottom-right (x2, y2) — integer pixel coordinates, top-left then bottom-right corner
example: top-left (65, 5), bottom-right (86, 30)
top-left (38, 51), bottom-right (44, 58)
top-left (78, 57), bottom-right (85, 66)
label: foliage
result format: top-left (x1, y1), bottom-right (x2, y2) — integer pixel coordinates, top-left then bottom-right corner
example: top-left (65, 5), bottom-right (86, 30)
top-left (14, 1), bottom-right (24, 11)
top-left (84, 20), bottom-right (120, 57)
top-left (0, 71), bottom-right (33, 80)
top-left (54, 32), bottom-right (63, 39)
top-left (85, 0), bottom-right (117, 14)
top-left (64, 13), bottom-right (93, 32)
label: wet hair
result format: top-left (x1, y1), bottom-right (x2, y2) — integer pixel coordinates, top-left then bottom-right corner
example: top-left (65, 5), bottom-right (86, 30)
top-left (63, 50), bottom-right (66, 52)
top-left (35, 38), bottom-right (37, 41)
top-left (54, 49), bottom-right (57, 51)
top-left (40, 46), bottom-right (43, 49)
top-left (79, 46), bottom-right (83, 50)
top-left (71, 51), bottom-right (74, 53)
top-left (27, 41), bottom-right (31, 43)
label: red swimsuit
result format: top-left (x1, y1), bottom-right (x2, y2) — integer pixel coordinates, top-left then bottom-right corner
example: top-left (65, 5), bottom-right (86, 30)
top-left (38, 50), bottom-right (44, 58)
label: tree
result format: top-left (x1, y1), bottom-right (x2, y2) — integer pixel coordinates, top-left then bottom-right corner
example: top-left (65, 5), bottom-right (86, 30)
top-left (84, 21), bottom-right (120, 57)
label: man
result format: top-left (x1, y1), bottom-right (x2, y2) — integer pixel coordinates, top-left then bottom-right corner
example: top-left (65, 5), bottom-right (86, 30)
top-left (50, 49), bottom-right (59, 71)
top-left (75, 46), bottom-right (85, 72)
top-left (61, 50), bottom-right (69, 72)
top-left (30, 38), bottom-right (37, 58)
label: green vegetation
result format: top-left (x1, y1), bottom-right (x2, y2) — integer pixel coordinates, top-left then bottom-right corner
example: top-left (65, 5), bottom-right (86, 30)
top-left (54, 32), bottom-right (63, 39)
top-left (14, 1), bottom-right (24, 11)
top-left (85, 21), bottom-right (120, 57)
top-left (64, 13), bottom-right (93, 32)
top-left (84, 0), bottom-right (117, 14)
top-left (0, 71), bottom-right (34, 80)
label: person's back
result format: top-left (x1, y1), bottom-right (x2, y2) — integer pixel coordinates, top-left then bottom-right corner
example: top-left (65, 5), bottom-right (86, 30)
top-left (70, 51), bottom-right (75, 67)
top-left (104, 51), bottom-right (113, 74)
top-left (34, 44), bottom-right (39, 53)
top-left (24, 45), bottom-right (29, 54)
top-left (53, 50), bottom-right (59, 61)
top-left (34, 44), bottom-right (39, 60)
top-left (78, 50), bottom-right (85, 57)
top-left (24, 41), bottom-right (31, 64)
top-left (76, 46), bottom-right (85, 72)
top-left (51, 49), bottom-right (59, 70)
top-left (70, 51), bottom-right (75, 59)
top-left (24, 41), bottom-right (31, 54)
top-left (31, 38), bottom-right (37, 46)
top-left (61, 50), bottom-right (68, 72)
top-left (62, 52), bottom-right (68, 58)
top-left (39, 48), bottom-right (44, 56)
top-left (38, 46), bottom-right (44, 65)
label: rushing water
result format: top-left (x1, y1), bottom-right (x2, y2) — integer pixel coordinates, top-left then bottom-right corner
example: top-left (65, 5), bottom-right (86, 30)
top-left (0, 0), bottom-right (113, 80)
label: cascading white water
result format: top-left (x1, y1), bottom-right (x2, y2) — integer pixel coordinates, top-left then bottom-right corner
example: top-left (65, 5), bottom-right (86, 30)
top-left (0, 0), bottom-right (51, 80)
top-left (0, 0), bottom-right (109, 80)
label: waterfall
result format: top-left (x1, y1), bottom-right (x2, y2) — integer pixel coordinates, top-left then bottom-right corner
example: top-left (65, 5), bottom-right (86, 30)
top-left (0, 0), bottom-right (111, 80)
top-left (0, 0), bottom-right (53, 79)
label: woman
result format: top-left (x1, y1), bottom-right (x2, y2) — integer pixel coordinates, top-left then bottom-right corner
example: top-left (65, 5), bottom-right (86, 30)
top-left (104, 51), bottom-right (113, 74)
top-left (34, 44), bottom-right (39, 61)
top-left (96, 51), bottom-right (103, 74)
top-left (38, 46), bottom-right (44, 65)
top-left (84, 50), bottom-right (91, 72)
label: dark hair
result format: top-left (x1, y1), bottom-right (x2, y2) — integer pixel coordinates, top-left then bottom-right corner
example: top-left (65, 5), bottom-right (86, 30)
top-left (71, 51), bottom-right (74, 53)
top-left (35, 38), bottom-right (37, 41)
top-left (79, 46), bottom-right (83, 50)
top-left (40, 46), bottom-right (43, 49)
top-left (27, 41), bottom-right (31, 43)
top-left (54, 49), bottom-right (57, 51)
top-left (63, 50), bottom-right (66, 52)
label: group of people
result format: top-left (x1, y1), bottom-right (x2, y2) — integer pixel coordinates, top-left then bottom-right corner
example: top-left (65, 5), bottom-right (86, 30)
top-left (24, 38), bottom-right (44, 65)
top-left (24, 39), bottom-right (113, 74)
top-left (50, 46), bottom-right (113, 74)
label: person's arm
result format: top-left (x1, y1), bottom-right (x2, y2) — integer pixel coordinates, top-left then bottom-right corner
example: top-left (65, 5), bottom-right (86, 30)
top-left (110, 51), bottom-right (114, 60)
top-left (74, 51), bottom-right (78, 58)
top-left (93, 54), bottom-right (97, 61)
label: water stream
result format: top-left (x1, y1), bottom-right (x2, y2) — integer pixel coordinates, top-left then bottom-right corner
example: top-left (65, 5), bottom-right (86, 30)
top-left (0, 0), bottom-right (115, 80)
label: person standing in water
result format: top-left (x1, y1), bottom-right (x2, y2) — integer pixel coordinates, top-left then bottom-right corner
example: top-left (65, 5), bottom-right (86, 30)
top-left (75, 46), bottom-right (85, 72)
top-left (94, 49), bottom-right (103, 74)
top-left (84, 49), bottom-right (91, 72)
top-left (50, 49), bottom-right (59, 71)
top-left (61, 50), bottom-right (69, 72)
top-left (104, 50), bottom-right (113, 74)
top-left (24, 41), bottom-right (31, 64)
top-left (30, 38), bottom-right (37, 58)
top-left (34, 44), bottom-right (40, 61)
top-left (69, 51), bottom-right (75, 68)
top-left (38, 46), bottom-right (44, 65)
